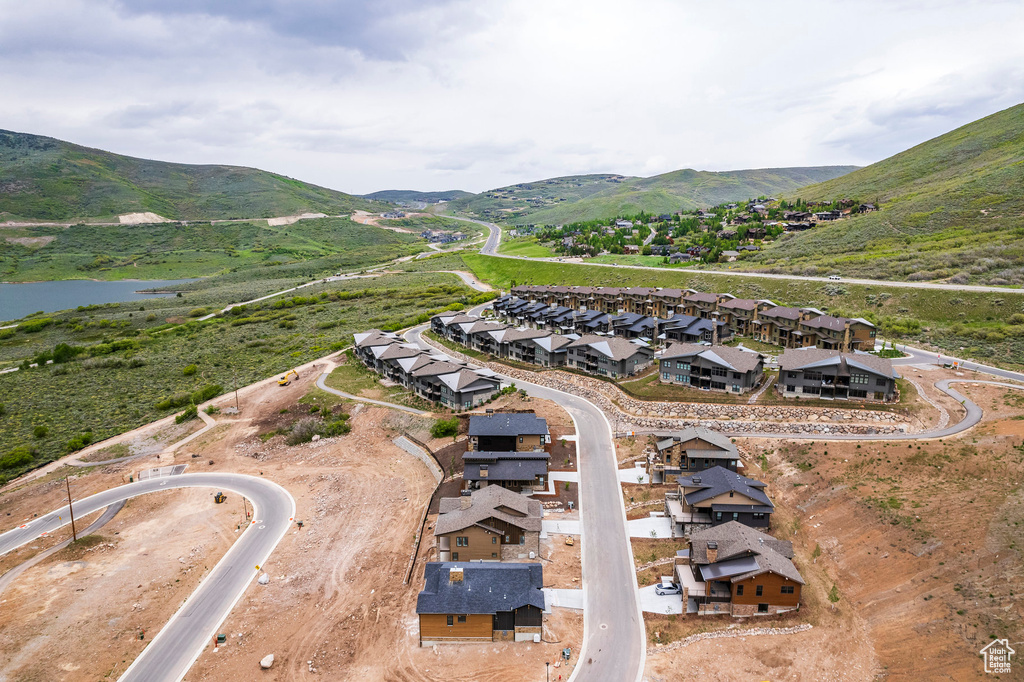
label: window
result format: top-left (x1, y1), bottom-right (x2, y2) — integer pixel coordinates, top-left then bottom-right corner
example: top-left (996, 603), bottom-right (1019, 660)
top-left (675, 374), bottom-right (684, 382)
top-left (519, 437), bottom-right (524, 443)
top-left (781, 585), bottom-right (795, 594)
top-left (851, 373), bottom-right (868, 385)
top-left (662, 372), bottom-right (671, 380)
top-left (492, 537), bottom-right (497, 544)
top-left (458, 615), bottom-right (467, 623)
top-left (875, 377), bottom-right (887, 386)
top-left (732, 512), bottom-right (738, 521)
top-left (736, 585), bottom-right (744, 596)
top-left (452, 552), bottom-right (458, 560)
top-left (447, 615), bottom-right (454, 626)
top-left (715, 512), bottom-right (722, 521)
top-left (456, 536), bottom-right (468, 546)
top-left (731, 372), bottom-right (741, 380)
top-left (491, 553), bottom-right (497, 558)
top-left (753, 513), bottom-right (765, 520)
top-left (676, 361), bottom-right (690, 370)
top-left (711, 367), bottom-right (727, 377)
top-left (755, 585), bottom-right (763, 596)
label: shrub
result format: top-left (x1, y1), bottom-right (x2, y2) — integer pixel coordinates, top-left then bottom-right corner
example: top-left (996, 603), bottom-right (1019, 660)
top-left (52, 343), bottom-right (83, 364)
top-left (66, 431), bottom-right (93, 452)
top-left (190, 384), bottom-right (222, 404)
top-left (188, 308), bottom-right (209, 317)
top-left (19, 318), bottom-right (54, 333)
top-left (287, 417), bottom-right (321, 445)
top-left (33, 425), bottom-right (48, 439)
top-left (176, 404), bottom-right (198, 424)
top-left (430, 417), bottom-right (459, 439)
top-left (182, 364), bottom-right (198, 376)
top-left (155, 393), bottom-right (191, 410)
top-left (0, 446), bottom-right (34, 470)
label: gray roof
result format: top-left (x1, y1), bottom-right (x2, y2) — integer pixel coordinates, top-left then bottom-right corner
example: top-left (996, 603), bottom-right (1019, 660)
top-left (718, 298), bottom-right (758, 311)
top-left (689, 522), bottom-right (804, 585)
top-left (655, 427), bottom-right (737, 455)
top-left (778, 348), bottom-right (897, 378)
top-left (678, 466), bottom-right (773, 509)
top-left (568, 334), bottom-right (653, 362)
top-left (416, 562), bottom-right (545, 615)
top-left (353, 329), bottom-right (400, 348)
top-left (435, 486), bottom-right (542, 535)
top-left (661, 343), bottom-right (763, 374)
top-left (760, 306), bottom-right (802, 320)
top-left (463, 450), bottom-right (550, 482)
top-left (468, 413), bottom-right (549, 437)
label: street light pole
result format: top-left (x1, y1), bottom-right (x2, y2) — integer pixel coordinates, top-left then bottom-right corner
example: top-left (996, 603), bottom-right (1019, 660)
top-left (233, 369), bottom-right (239, 411)
top-left (546, 662), bottom-right (550, 682)
top-left (65, 475), bottom-right (77, 542)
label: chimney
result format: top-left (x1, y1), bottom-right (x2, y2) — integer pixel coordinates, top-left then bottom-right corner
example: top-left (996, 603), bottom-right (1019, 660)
top-left (479, 464), bottom-right (489, 479)
top-left (449, 567), bottom-right (464, 583)
top-left (460, 495), bottom-right (472, 510)
top-left (712, 317), bottom-right (719, 346)
top-left (706, 541), bottom-right (718, 564)
top-left (843, 321), bottom-right (851, 352)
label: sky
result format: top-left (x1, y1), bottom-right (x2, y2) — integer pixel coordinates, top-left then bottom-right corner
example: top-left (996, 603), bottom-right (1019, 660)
top-left (2, 0), bottom-right (1023, 195)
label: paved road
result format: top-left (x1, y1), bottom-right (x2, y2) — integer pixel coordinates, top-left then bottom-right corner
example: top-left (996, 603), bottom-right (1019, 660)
top-left (0, 499), bottom-right (125, 596)
top-left (0, 473), bottom-right (295, 682)
top-left (405, 325), bottom-right (645, 682)
top-left (890, 343), bottom-right (1024, 383)
top-left (448, 214), bottom-right (1024, 295)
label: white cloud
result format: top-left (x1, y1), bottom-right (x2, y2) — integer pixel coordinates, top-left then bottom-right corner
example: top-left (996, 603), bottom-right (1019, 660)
top-left (0, 0), bottom-right (1021, 193)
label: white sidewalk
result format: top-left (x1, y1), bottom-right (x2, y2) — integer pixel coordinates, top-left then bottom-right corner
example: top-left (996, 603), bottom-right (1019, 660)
top-left (628, 514), bottom-right (673, 538)
top-left (542, 519), bottom-right (582, 536)
top-left (544, 588), bottom-right (585, 611)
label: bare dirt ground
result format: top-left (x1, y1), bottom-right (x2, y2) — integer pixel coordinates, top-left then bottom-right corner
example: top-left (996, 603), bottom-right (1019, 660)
top-left (2, 368), bottom-right (585, 682)
top-left (352, 210), bottom-right (429, 233)
top-left (644, 370), bottom-right (1024, 681)
top-left (267, 212), bottom-right (327, 227)
top-left (118, 212), bottom-right (171, 224)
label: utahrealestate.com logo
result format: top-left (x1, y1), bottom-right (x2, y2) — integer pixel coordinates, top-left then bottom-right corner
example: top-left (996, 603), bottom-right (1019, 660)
top-left (980, 639), bottom-right (1015, 674)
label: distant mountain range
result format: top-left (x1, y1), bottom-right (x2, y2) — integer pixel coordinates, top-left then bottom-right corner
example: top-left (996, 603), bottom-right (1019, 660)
top-left (434, 166), bottom-right (860, 225)
top-left (0, 130), bottom-right (382, 222)
top-left (359, 189), bottom-right (474, 204)
top-left (743, 102), bottom-right (1024, 284)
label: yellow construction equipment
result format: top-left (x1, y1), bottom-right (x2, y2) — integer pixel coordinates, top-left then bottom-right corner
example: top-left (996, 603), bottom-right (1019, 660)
top-left (565, 536), bottom-right (574, 546)
top-left (277, 369), bottom-right (299, 386)
top-left (214, 492), bottom-right (226, 504)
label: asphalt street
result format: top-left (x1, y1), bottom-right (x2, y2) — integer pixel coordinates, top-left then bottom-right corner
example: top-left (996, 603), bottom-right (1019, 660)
top-left (0, 473), bottom-right (295, 682)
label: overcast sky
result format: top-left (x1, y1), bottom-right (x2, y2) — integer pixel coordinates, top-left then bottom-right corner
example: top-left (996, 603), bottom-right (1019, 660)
top-left (2, 0), bottom-right (1023, 194)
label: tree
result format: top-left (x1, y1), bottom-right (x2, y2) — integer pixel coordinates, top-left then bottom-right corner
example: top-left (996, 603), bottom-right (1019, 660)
top-left (430, 417), bottom-right (459, 440)
top-left (642, 245), bottom-right (652, 256)
top-left (828, 584), bottom-right (840, 609)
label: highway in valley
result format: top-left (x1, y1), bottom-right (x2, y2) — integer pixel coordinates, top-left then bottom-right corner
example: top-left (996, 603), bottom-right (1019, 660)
top-left (0, 474), bottom-right (295, 682)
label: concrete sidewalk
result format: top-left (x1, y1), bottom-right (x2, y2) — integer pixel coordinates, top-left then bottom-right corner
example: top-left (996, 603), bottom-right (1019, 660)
top-left (544, 588), bottom-right (585, 611)
top-left (628, 515), bottom-right (673, 539)
top-left (542, 519), bottom-right (581, 536)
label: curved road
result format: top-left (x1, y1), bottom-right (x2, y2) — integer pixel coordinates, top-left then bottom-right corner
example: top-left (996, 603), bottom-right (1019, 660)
top-left (405, 325), bottom-right (645, 682)
top-left (0, 473), bottom-right (295, 682)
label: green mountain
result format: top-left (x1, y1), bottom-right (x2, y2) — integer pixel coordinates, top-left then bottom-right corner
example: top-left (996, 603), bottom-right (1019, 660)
top-left (361, 189), bottom-right (474, 204)
top-left (746, 103), bottom-right (1024, 284)
top-left (443, 167), bottom-right (859, 224)
top-left (0, 130), bottom-right (382, 221)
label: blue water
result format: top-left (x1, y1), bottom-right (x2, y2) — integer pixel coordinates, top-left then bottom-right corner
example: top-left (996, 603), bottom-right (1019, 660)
top-left (0, 279), bottom-right (199, 322)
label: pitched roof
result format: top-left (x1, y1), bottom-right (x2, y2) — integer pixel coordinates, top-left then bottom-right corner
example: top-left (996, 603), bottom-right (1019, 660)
top-left (778, 348), bottom-right (897, 378)
top-left (353, 330), bottom-right (400, 348)
top-left (684, 292), bottom-right (720, 304)
top-left (678, 466), bottom-right (773, 509)
top-left (689, 522), bottom-right (804, 585)
top-left (416, 562), bottom-right (545, 615)
top-left (760, 306), bottom-right (802, 320)
top-left (437, 369), bottom-right (500, 392)
top-left (568, 334), bottom-right (652, 361)
top-left (435, 486), bottom-right (542, 535)
top-left (462, 451), bottom-right (550, 481)
top-left (661, 343), bottom-right (763, 373)
top-left (469, 412), bottom-right (549, 437)
top-left (655, 427), bottom-right (737, 455)
top-left (718, 298), bottom-right (758, 311)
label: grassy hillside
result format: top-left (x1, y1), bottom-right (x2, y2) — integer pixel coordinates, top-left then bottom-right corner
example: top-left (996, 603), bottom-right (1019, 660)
top-left (0, 217), bottom-right (423, 282)
top-left (361, 189), bottom-right (474, 204)
top-left (0, 130), bottom-right (383, 221)
top-left (444, 167), bottom-right (858, 225)
top-left (457, 254), bottom-right (1024, 369)
top-left (744, 103), bottom-right (1024, 284)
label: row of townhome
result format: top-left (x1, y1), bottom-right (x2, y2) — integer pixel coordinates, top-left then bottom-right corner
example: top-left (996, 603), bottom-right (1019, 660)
top-left (431, 313), bottom-right (654, 378)
top-left (504, 285), bottom-right (876, 352)
top-left (353, 330), bottom-right (502, 409)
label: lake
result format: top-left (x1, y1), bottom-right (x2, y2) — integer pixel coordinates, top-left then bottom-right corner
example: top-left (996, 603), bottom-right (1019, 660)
top-left (0, 279), bottom-right (199, 322)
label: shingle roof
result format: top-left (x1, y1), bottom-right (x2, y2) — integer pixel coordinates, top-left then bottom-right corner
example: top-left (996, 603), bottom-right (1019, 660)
top-left (689, 522), bottom-right (804, 585)
top-left (718, 298), bottom-right (758, 311)
top-left (416, 562), bottom-right (545, 615)
top-left (463, 451), bottom-right (550, 482)
top-left (678, 466), bottom-right (773, 509)
top-left (568, 334), bottom-right (652, 362)
top-left (435, 486), bottom-right (542, 535)
top-left (469, 412), bottom-right (549, 437)
top-left (353, 330), bottom-right (400, 348)
top-left (760, 306), bottom-right (802, 320)
top-left (661, 343), bottom-right (763, 374)
top-left (778, 348), bottom-right (897, 378)
top-left (655, 427), bottom-right (737, 455)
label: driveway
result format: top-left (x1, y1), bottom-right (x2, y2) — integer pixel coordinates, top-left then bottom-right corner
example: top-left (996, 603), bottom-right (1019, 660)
top-left (638, 584), bottom-right (684, 615)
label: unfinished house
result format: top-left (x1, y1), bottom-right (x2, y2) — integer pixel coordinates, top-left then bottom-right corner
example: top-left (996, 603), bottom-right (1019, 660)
top-left (665, 466), bottom-right (774, 535)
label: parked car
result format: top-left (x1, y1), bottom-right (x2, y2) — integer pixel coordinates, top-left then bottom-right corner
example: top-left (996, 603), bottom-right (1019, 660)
top-left (654, 581), bottom-right (682, 596)
top-left (828, 274), bottom-right (841, 280)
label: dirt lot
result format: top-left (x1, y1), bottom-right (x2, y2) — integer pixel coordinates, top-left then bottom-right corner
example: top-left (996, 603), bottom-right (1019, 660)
top-left (1, 367), bottom-right (585, 681)
top-left (644, 370), bottom-right (1024, 681)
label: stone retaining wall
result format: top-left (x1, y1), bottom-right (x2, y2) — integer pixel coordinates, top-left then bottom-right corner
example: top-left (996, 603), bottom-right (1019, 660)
top-left (420, 335), bottom-right (913, 437)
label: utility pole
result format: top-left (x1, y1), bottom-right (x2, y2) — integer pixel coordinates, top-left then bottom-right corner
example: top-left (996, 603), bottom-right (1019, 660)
top-left (65, 475), bottom-right (77, 542)
top-left (241, 496), bottom-right (249, 521)
top-left (233, 369), bottom-right (240, 411)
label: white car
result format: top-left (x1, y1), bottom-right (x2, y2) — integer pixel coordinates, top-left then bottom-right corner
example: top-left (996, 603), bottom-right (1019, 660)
top-left (828, 274), bottom-right (841, 280)
top-left (654, 581), bottom-right (682, 596)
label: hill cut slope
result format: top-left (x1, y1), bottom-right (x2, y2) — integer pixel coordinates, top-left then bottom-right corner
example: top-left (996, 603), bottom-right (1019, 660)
top-left (0, 130), bottom-right (381, 221)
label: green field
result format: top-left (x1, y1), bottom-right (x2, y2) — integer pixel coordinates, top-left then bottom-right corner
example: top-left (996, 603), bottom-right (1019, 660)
top-left (498, 237), bottom-right (557, 258)
top-left (587, 254), bottom-right (694, 268)
top-left (0, 216), bottom-right (425, 282)
top-left (443, 166), bottom-right (857, 225)
top-left (737, 103), bottom-right (1024, 284)
top-left (0, 271), bottom-right (483, 482)
top-left (459, 253), bottom-right (1024, 368)
top-left (0, 129), bottom-right (384, 221)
